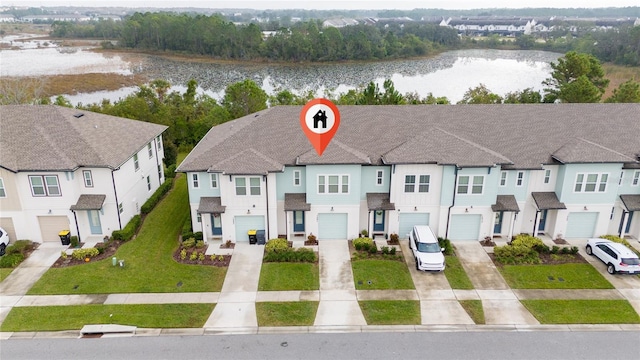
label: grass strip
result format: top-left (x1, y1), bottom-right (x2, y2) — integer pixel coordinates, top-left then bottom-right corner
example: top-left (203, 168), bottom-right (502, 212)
top-left (498, 263), bottom-right (614, 289)
top-left (359, 300), bottom-right (420, 325)
top-left (258, 262), bottom-right (319, 291)
top-left (0, 303), bottom-right (215, 331)
top-left (352, 259), bottom-right (415, 290)
top-left (256, 302), bottom-right (318, 326)
top-left (444, 255), bottom-right (474, 290)
top-left (459, 300), bottom-right (485, 324)
top-left (521, 300), bottom-right (640, 324)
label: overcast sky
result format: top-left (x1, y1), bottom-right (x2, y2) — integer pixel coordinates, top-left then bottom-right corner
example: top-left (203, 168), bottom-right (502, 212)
top-left (6, 0), bottom-right (640, 10)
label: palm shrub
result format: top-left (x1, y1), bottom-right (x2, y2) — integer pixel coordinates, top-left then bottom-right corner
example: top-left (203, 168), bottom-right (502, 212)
top-left (353, 237), bottom-right (374, 251)
top-left (265, 238), bottom-right (289, 253)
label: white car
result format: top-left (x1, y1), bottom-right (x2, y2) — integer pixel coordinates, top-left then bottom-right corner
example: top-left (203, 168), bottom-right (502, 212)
top-left (408, 225), bottom-right (445, 272)
top-left (586, 239), bottom-right (640, 275)
top-left (0, 226), bottom-right (9, 256)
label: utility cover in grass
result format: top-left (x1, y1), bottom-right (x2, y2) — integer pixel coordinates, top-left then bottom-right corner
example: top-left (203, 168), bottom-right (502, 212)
top-left (352, 260), bottom-right (415, 290)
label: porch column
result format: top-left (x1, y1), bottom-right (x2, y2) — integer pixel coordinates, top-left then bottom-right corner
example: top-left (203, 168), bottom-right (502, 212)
top-left (508, 212), bottom-right (516, 241)
top-left (200, 213), bottom-right (206, 243)
top-left (490, 212), bottom-right (496, 239)
top-left (620, 211), bottom-right (630, 237)
top-left (286, 211), bottom-right (290, 240)
top-left (368, 211), bottom-right (373, 237)
top-left (533, 210), bottom-right (541, 237)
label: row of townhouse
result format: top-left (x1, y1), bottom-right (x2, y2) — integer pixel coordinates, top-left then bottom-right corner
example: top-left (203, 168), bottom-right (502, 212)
top-left (177, 104), bottom-right (640, 244)
top-left (0, 106), bottom-right (167, 243)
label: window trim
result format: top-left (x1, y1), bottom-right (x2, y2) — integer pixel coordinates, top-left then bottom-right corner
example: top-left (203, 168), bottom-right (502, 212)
top-left (404, 175), bottom-right (416, 193)
top-left (133, 153), bottom-right (139, 171)
top-left (516, 171), bottom-right (524, 187)
top-left (418, 175), bottom-right (430, 193)
top-left (293, 170), bottom-right (301, 187)
top-left (0, 177), bottom-right (5, 197)
top-left (29, 175), bottom-right (62, 197)
top-left (146, 175), bottom-right (151, 191)
top-left (235, 176), bottom-right (261, 196)
top-left (633, 171), bottom-right (640, 186)
top-left (83, 170), bottom-right (93, 188)
top-left (544, 169), bottom-right (551, 184)
top-left (147, 143), bottom-right (153, 159)
top-left (457, 175), bottom-right (484, 195)
top-left (499, 171), bottom-right (507, 187)
top-left (376, 170), bottom-right (384, 186)
top-left (156, 136), bottom-right (162, 151)
top-left (574, 172), bottom-right (609, 193)
top-left (249, 177), bottom-right (261, 196)
top-left (118, 202), bottom-right (124, 214)
top-left (210, 173), bottom-right (218, 189)
top-left (317, 174), bottom-right (350, 194)
top-left (192, 173), bottom-right (199, 189)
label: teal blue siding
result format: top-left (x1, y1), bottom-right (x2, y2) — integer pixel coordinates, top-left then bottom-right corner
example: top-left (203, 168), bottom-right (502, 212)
top-left (187, 172), bottom-right (220, 204)
top-left (360, 166), bottom-right (391, 200)
top-left (618, 169), bottom-right (640, 195)
top-left (556, 164), bottom-right (622, 204)
top-left (276, 166), bottom-right (306, 200)
top-left (440, 166), bottom-right (456, 206)
top-left (306, 165), bottom-right (361, 205)
top-left (496, 169), bottom-right (530, 201)
top-left (454, 167), bottom-right (499, 207)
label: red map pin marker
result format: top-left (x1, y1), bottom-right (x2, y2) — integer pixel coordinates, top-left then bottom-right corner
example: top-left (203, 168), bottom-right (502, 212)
top-left (300, 98), bottom-right (340, 156)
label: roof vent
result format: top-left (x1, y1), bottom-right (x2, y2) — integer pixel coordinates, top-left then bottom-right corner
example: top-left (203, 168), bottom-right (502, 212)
top-left (73, 113), bottom-right (85, 118)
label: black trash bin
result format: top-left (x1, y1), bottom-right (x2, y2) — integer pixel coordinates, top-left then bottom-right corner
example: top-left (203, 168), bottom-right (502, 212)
top-left (59, 230), bottom-right (71, 245)
top-left (248, 230), bottom-right (258, 245)
top-left (256, 230), bottom-right (266, 245)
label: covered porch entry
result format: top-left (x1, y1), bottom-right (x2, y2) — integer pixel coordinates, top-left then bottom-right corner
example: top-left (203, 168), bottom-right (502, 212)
top-left (197, 196), bottom-right (226, 241)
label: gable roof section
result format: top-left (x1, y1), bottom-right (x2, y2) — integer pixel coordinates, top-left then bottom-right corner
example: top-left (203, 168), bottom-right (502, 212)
top-left (177, 104), bottom-right (640, 174)
top-left (284, 193), bottom-right (311, 211)
top-left (532, 192), bottom-right (567, 210)
top-left (70, 194), bottom-right (106, 211)
top-left (620, 194), bottom-right (640, 212)
top-left (491, 195), bottom-right (520, 212)
top-left (0, 105), bottom-right (167, 172)
top-left (209, 148), bottom-right (283, 175)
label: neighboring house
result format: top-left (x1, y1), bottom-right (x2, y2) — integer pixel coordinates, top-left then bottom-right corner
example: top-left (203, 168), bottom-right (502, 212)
top-left (177, 104), bottom-right (640, 244)
top-left (0, 105), bottom-right (167, 243)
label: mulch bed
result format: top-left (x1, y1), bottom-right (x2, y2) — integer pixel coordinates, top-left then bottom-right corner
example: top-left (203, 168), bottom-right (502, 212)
top-left (488, 251), bottom-right (587, 267)
top-left (304, 240), bottom-right (318, 246)
top-left (173, 246), bottom-right (231, 267)
top-left (553, 238), bottom-right (569, 244)
top-left (51, 240), bottom-right (123, 268)
top-left (480, 238), bottom-right (496, 247)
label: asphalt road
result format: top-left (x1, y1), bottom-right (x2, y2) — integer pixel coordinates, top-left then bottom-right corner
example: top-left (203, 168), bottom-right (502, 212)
top-left (2, 331), bottom-right (639, 360)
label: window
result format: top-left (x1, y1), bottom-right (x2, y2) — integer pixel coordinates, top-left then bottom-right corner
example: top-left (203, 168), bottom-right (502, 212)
top-left (634, 171), bottom-right (640, 186)
top-left (0, 178), bottom-right (6, 197)
top-left (619, 171), bottom-right (624, 186)
top-left (147, 143), bottom-right (153, 158)
top-left (118, 202), bottom-right (124, 214)
top-left (210, 173), bottom-right (218, 188)
top-left (574, 173), bottom-right (608, 193)
top-left (156, 136), bottom-right (162, 151)
top-left (133, 153), bottom-right (139, 171)
top-left (293, 170), bottom-right (301, 186)
top-left (516, 171), bottom-right (524, 186)
top-left (196, 213), bottom-right (201, 223)
top-left (235, 177), bottom-right (246, 195)
top-left (610, 207), bottom-right (615, 220)
top-left (318, 175), bottom-right (349, 194)
top-left (376, 170), bottom-right (384, 186)
top-left (83, 170), bottom-right (93, 187)
top-left (235, 177), bottom-right (261, 196)
top-left (418, 175), bottom-right (430, 193)
top-left (404, 175), bottom-right (415, 192)
top-left (158, 164), bottom-right (162, 179)
top-left (192, 173), bottom-right (199, 188)
top-left (250, 177), bottom-right (261, 195)
top-left (146, 176), bottom-right (151, 191)
top-left (499, 171), bottom-right (507, 186)
top-left (29, 175), bottom-right (61, 197)
top-left (457, 175), bottom-right (484, 195)
top-left (544, 169), bottom-right (551, 184)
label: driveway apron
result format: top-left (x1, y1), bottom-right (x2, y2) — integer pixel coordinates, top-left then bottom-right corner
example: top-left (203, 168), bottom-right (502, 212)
top-left (203, 243), bottom-right (264, 329)
top-left (314, 240), bottom-right (366, 326)
top-left (454, 241), bottom-right (539, 325)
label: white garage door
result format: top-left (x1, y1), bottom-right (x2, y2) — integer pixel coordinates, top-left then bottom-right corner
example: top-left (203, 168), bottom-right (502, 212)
top-left (398, 213), bottom-right (430, 239)
top-left (566, 212), bottom-right (598, 238)
top-left (0, 217), bottom-right (17, 243)
top-left (234, 215), bottom-right (265, 242)
top-left (449, 214), bottom-right (482, 241)
top-left (38, 216), bottom-right (70, 242)
top-left (318, 213), bottom-right (348, 240)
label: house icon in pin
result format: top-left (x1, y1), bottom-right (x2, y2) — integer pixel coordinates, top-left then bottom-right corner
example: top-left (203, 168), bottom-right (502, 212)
top-left (313, 110), bottom-right (327, 129)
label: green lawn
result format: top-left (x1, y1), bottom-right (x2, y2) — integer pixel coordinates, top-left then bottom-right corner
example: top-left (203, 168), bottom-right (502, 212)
top-left (0, 303), bottom-right (215, 331)
top-left (444, 255), bottom-right (474, 290)
top-left (359, 300), bottom-right (420, 325)
top-left (0, 268), bottom-right (13, 282)
top-left (498, 263), bottom-right (614, 289)
top-left (352, 259), bottom-right (415, 290)
top-left (256, 302), bottom-right (318, 326)
top-left (522, 300), bottom-right (640, 324)
top-left (28, 175), bottom-right (227, 294)
top-left (459, 300), bottom-right (485, 324)
top-left (258, 262), bottom-right (319, 291)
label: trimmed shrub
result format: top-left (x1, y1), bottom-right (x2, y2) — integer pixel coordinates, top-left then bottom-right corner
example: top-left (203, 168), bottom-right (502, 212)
top-left (164, 164), bottom-right (177, 179)
top-left (193, 231), bottom-right (203, 241)
top-left (70, 235), bottom-right (79, 248)
top-left (265, 238), bottom-right (289, 253)
top-left (438, 237), bottom-right (454, 255)
top-left (360, 229), bottom-right (368, 237)
top-left (71, 248), bottom-right (100, 261)
top-left (390, 247), bottom-right (397, 255)
top-left (0, 253), bottom-right (24, 268)
top-left (112, 215), bottom-right (141, 241)
top-left (141, 178), bottom-right (174, 214)
top-left (6, 240), bottom-right (32, 255)
top-left (182, 237), bottom-right (196, 248)
top-left (353, 237), bottom-right (374, 251)
top-left (493, 245), bottom-right (540, 265)
top-left (263, 247), bottom-right (317, 263)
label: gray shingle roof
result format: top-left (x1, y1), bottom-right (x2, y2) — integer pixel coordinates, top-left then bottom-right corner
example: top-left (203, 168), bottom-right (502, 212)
top-left (620, 194), bottom-right (640, 212)
top-left (284, 193), bottom-right (311, 211)
top-left (197, 197), bottom-right (226, 213)
top-left (532, 192), bottom-right (567, 210)
top-left (366, 193), bottom-right (396, 210)
top-left (70, 194), bottom-right (106, 210)
top-left (177, 104), bottom-right (640, 173)
top-left (0, 105), bottom-right (167, 172)
top-left (491, 195), bottom-right (520, 212)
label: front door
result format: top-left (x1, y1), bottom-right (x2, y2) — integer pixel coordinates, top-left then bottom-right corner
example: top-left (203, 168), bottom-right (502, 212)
top-left (211, 214), bottom-right (222, 236)
top-left (538, 209), bottom-right (548, 232)
top-left (493, 211), bottom-right (504, 234)
top-left (293, 211), bottom-right (305, 232)
top-left (88, 210), bottom-right (102, 235)
top-left (626, 211), bottom-right (634, 234)
top-left (373, 210), bottom-right (385, 232)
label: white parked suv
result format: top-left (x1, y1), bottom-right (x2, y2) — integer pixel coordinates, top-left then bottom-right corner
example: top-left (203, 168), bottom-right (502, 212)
top-left (408, 225), bottom-right (445, 272)
top-left (0, 226), bottom-right (9, 256)
top-left (585, 238), bottom-right (640, 275)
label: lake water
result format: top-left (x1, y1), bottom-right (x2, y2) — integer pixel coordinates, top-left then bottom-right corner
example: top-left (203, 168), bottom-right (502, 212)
top-left (0, 40), bottom-right (560, 104)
